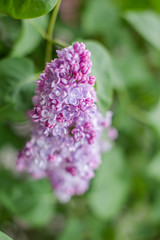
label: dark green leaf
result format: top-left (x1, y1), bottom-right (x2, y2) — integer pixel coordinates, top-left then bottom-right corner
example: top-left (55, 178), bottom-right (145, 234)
top-left (150, 192), bottom-right (160, 223)
top-left (0, 57), bottom-right (36, 113)
top-left (0, 0), bottom-right (58, 19)
top-left (0, 121), bottom-right (25, 148)
top-left (0, 103), bottom-right (26, 122)
top-left (0, 16), bottom-right (21, 56)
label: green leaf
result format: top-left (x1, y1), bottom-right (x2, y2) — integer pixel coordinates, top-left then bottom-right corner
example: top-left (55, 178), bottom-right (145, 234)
top-left (88, 146), bottom-right (130, 220)
top-left (0, 57), bottom-right (36, 113)
top-left (0, 103), bottom-right (26, 122)
top-left (114, 52), bottom-right (152, 87)
top-left (82, 0), bottom-right (121, 48)
top-left (147, 100), bottom-right (160, 138)
top-left (120, 0), bottom-right (152, 11)
top-left (124, 10), bottom-right (160, 51)
top-left (150, 191), bottom-right (160, 223)
top-left (151, 0), bottom-right (160, 12)
top-left (0, 16), bottom-right (21, 55)
top-left (0, 121), bottom-right (25, 148)
top-left (147, 152), bottom-right (160, 181)
top-left (82, 0), bottom-right (119, 37)
top-left (0, 0), bottom-right (58, 19)
top-left (129, 81), bottom-right (160, 110)
top-left (59, 218), bottom-right (83, 240)
top-left (0, 231), bottom-right (13, 240)
top-left (0, 169), bottom-right (55, 227)
top-left (84, 40), bottom-right (114, 114)
top-left (10, 15), bottom-right (49, 57)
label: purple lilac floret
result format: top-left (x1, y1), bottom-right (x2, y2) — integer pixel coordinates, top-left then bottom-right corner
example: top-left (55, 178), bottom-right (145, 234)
top-left (17, 42), bottom-right (117, 202)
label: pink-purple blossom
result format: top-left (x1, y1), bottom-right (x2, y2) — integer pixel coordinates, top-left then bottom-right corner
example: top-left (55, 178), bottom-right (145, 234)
top-left (17, 42), bottom-right (117, 202)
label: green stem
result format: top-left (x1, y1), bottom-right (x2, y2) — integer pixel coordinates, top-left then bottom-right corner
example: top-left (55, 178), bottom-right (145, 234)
top-left (45, 0), bottom-right (62, 63)
top-left (29, 21), bottom-right (67, 48)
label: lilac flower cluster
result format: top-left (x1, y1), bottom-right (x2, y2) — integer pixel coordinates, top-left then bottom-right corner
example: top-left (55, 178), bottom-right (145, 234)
top-left (17, 42), bottom-right (117, 202)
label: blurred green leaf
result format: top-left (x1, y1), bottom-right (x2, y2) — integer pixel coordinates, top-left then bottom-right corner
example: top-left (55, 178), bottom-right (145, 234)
top-left (82, 0), bottom-right (119, 46)
top-left (124, 10), bottom-right (160, 51)
top-left (150, 191), bottom-right (160, 223)
top-left (0, 0), bottom-right (58, 19)
top-left (115, 203), bottom-right (151, 240)
top-left (88, 146), bottom-right (130, 220)
top-left (118, 0), bottom-right (152, 11)
top-left (10, 15), bottom-right (49, 57)
top-left (0, 169), bottom-right (55, 227)
top-left (83, 216), bottom-right (105, 240)
top-left (0, 121), bottom-right (24, 148)
top-left (59, 218), bottom-right (83, 240)
top-left (115, 52), bottom-right (152, 87)
top-left (0, 231), bottom-right (13, 240)
top-left (148, 100), bottom-right (160, 138)
top-left (147, 152), bottom-right (160, 181)
top-left (129, 82), bottom-right (160, 110)
top-left (151, 0), bottom-right (160, 12)
top-left (0, 16), bottom-right (20, 56)
top-left (85, 40), bottom-right (114, 114)
top-left (0, 57), bottom-right (36, 113)
top-left (0, 103), bottom-right (26, 122)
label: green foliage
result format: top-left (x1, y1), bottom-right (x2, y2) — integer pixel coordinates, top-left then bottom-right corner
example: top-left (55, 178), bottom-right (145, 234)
top-left (148, 100), bottom-right (160, 138)
top-left (0, 57), bottom-right (35, 118)
top-left (88, 146), bottom-right (130, 220)
top-left (0, 170), bottom-right (55, 227)
top-left (0, 16), bottom-right (21, 56)
top-left (0, 122), bottom-right (24, 148)
top-left (10, 15), bottom-right (49, 57)
top-left (147, 152), bottom-right (160, 180)
top-left (0, 0), bottom-right (58, 19)
top-left (0, 231), bottom-right (13, 240)
top-left (0, 0), bottom-right (160, 240)
top-left (125, 10), bottom-right (160, 51)
top-left (58, 218), bottom-right (83, 240)
top-left (82, 0), bottom-right (119, 47)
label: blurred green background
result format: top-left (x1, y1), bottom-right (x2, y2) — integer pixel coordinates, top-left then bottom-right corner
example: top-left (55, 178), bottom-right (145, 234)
top-left (0, 0), bottom-right (160, 239)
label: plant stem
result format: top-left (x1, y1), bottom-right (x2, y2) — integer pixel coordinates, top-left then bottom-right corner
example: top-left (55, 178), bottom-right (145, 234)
top-left (29, 21), bottom-right (67, 48)
top-left (45, 0), bottom-right (62, 63)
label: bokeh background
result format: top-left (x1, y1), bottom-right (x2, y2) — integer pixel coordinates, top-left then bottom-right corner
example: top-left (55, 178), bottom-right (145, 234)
top-left (0, 0), bottom-right (160, 239)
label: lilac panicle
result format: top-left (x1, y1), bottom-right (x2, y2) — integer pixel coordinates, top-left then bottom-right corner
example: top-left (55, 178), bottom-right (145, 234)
top-left (31, 42), bottom-right (97, 144)
top-left (17, 42), bottom-right (117, 202)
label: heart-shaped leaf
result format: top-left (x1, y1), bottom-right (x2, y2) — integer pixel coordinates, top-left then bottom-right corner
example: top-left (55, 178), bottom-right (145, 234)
top-left (0, 0), bottom-right (58, 19)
